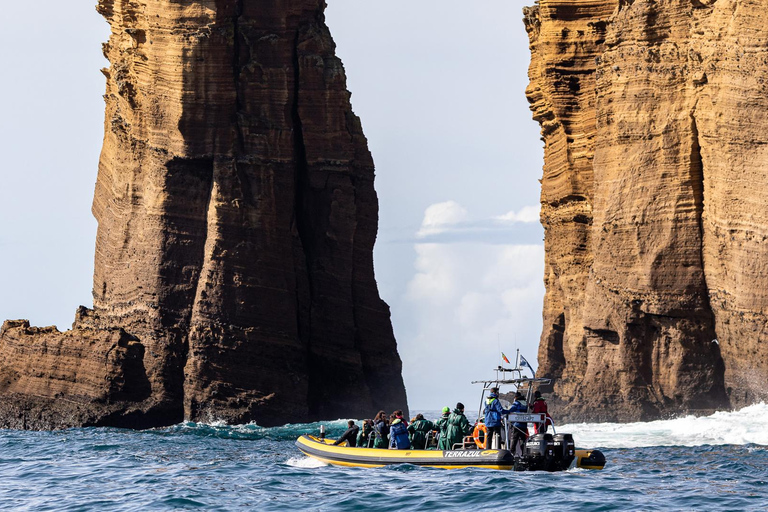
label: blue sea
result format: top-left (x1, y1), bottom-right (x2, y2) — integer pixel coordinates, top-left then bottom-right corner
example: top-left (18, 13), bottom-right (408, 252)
top-left (2, 404), bottom-right (768, 511)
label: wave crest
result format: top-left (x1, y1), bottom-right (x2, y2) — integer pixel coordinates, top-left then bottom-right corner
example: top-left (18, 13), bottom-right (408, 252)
top-left (561, 402), bottom-right (768, 449)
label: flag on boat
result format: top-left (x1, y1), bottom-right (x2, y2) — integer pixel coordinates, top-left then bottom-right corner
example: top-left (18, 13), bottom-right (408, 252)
top-left (519, 355), bottom-right (532, 370)
top-left (502, 352), bottom-right (510, 364)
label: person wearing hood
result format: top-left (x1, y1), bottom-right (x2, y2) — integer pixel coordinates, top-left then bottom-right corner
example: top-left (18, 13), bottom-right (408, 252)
top-left (509, 391), bottom-right (529, 455)
top-left (484, 387), bottom-right (511, 449)
top-left (435, 407), bottom-right (452, 450)
top-left (372, 410), bottom-right (390, 449)
top-left (389, 412), bottom-right (411, 449)
top-left (407, 414), bottom-right (435, 450)
top-left (444, 403), bottom-right (472, 450)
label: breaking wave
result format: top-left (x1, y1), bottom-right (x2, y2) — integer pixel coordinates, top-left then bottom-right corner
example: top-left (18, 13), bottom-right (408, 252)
top-left (561, 402), bottom-right (768, 449)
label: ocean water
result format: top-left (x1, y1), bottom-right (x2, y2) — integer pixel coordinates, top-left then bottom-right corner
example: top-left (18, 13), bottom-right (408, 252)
top-left (2, 405), bottom-right (768, 511)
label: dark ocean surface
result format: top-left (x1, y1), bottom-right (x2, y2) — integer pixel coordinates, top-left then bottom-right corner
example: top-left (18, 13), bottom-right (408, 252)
top-left (2, 404), bottom-right (768, 511)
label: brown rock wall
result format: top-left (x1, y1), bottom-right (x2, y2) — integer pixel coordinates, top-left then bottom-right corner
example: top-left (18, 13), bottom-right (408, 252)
top-left (0, 314), bottom-right (161, 429)
top-left (693, 0), bottom-right (768, 407)
top-left (528, 0), bottom-right (768, 421)
top-left (0, 0), bottom-right (407, 429)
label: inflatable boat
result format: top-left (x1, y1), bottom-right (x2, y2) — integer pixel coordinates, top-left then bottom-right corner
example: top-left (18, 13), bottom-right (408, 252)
top-left (296, 434), bottom-right (605, 471)
top-left (296, 360), bottom-right (606, 471)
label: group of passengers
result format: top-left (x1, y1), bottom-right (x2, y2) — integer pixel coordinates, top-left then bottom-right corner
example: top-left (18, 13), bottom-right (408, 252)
top-left (333, 389), bottom-right (551, 452)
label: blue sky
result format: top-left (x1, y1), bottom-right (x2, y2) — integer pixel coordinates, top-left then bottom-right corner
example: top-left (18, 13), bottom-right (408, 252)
top-left (0, 1), bottom-right (545, 414)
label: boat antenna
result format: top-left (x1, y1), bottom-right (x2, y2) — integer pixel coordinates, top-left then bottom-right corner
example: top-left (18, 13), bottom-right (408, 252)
top-left (514, 333), bottom-right (517, 359)
top-left (497, 333), bottom-right (504, 381)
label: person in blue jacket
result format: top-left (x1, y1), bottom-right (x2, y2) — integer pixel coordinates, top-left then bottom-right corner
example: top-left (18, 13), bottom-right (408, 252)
top-left (389, 413), bottom-right (411, 449)
top-left (483, 387), bottom-right (510, 448)
top-left (509, 391), bottom-right (529, 455)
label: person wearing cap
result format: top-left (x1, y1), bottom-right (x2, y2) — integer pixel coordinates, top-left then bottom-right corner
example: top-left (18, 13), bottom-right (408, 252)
top-left (509, 391), bottom-right (529, 455)
top-left (444, 402), bottom-right (472, 450)
top-left (408, 414), bottom-right (435, 450)
top-left (484, 387), bottom-right (511, 449)
top-left (435, 406), bottom-right (452, 450)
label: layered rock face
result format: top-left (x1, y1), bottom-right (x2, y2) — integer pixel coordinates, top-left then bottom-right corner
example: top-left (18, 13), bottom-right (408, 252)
top-left (526, 0), bottom-right (768, 422)
top-left (0, 0), bottom-right (407, 429)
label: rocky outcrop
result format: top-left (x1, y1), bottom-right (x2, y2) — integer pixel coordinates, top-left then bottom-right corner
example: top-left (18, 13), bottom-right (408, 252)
top-left (0, 0), bottom-right (407, 429)
top-left (526, 0), bottom-right (768, 422)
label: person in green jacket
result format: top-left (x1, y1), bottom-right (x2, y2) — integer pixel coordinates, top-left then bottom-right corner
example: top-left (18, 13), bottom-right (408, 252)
top-left (407, 413), bottom-right (435, 450)
top-left (444, 402), bottom-right (472, 450)
top-left (372, 410), bottom-right (390, 449)
top-left (357, 419), bottom-right (374, 448)
top-left (436, 406), bottom-right (452, 450)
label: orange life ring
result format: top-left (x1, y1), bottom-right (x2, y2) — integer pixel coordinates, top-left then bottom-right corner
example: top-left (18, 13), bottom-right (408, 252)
top-left (472, 422), bottom-right (488, 449)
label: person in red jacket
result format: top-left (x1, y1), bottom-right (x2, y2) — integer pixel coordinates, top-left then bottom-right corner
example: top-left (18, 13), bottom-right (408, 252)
top-left (530, 390), bottom-right (553, 434)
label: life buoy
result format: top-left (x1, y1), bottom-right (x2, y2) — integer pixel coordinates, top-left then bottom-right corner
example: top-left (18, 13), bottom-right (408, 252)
top-left (472, 422), bottom-right (488, 449)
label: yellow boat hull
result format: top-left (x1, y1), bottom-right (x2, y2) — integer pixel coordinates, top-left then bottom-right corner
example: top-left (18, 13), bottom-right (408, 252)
top-left (296, 435), bottom-right (606, 471)
top-left (295, 435), bottom-right (514, 470)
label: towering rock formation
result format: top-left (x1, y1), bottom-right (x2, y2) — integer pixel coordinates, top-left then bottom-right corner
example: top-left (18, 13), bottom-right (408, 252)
top-left (0, 0), bottom-right (407, 429)
top-left (526, 0), bottom-right (768, 422)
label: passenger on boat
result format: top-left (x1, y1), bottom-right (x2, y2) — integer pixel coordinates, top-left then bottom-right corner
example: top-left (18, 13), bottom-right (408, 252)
top-left (389, 413), bottom-right (411, 449)
top-left (407, 414), bottom-right (435, 450)
top-left (435, 407), bottom-right (451, 450)
top-left (530, 390), bottom-right (551, 434)
top-left (372, 411), bottom-right (390, 449)
top-left (510, 392), bottom-right (529, 455)
top-left (333, 420), bottom-right (360, 447)
top-left (357, 419), bottom-right (374, 447)
top-left (484, 387), bottom-right (511, 448)
top-left (444, 403), bottom-right (472, 450)
top-left (392, 410), bottom-right (408, 428)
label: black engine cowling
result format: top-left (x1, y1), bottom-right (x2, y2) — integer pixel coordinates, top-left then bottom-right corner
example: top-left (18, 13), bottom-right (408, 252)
top-left (514, 432), bottom-right (578, 471)
top-left (516, 433), bottom-right (554, 471)
top-left (549, 433), bottom-right (576, 471)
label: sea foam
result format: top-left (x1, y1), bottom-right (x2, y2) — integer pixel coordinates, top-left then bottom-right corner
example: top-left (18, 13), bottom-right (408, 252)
top-left (560, 402), bottom-right (768, 449)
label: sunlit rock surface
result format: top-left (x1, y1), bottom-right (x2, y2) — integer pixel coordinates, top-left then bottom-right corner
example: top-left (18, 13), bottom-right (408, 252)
top-left (526, 0), bottom-right (768, 422)
top-left (0, 0), bottom-right (407, 429)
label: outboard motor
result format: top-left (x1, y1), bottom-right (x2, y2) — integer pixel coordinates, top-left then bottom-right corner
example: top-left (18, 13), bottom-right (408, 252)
top-left (518, 433), bottom-right (554, 471)
top-left (550, 433), bottom-right (576, 471)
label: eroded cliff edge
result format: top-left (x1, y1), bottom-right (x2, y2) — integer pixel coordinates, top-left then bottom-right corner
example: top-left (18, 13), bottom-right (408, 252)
top-left (526, 0), bottom-right (768, 422)
top-left (0, 0), bottom-right (407, 429)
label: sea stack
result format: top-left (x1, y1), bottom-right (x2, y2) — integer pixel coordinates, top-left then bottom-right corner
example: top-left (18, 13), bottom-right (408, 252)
top-left (526, 0), bottom-right (768, 422)
top-left (0, 0), bottom-right (407, 429)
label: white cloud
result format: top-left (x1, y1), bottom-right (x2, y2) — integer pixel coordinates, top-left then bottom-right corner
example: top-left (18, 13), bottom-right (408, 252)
top-left (409, 203), bottom-right (543, 245)
top-left (405, 243), bottom-right (460, 302)
top-left (396, 201), bottom-right (545, 413)
top-left (496, 204), bottom-right (541, 223)
top-left (416, 200), bottom-right (468, 238)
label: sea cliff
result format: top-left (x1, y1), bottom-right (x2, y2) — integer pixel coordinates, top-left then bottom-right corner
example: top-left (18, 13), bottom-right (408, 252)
top-left (527, 0), bottom-right (768, 421)
top-left (0, 0), bottom-right (407, 429)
